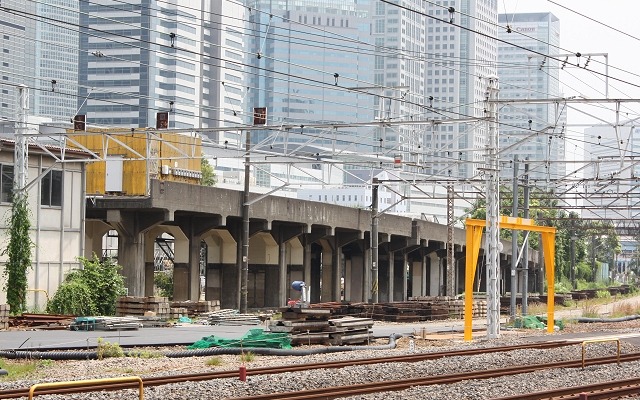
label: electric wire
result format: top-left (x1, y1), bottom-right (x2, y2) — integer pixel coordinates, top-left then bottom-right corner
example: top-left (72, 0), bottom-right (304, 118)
top-left (7, 2), bottom-right (640, 209)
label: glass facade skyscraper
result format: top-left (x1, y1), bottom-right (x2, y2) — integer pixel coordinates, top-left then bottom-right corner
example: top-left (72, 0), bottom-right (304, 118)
top-left (245, 1), bottom-right (375, 151)
top-left (423, 0), bottom-right (498, 179)
top-left (0, 0), bottom-right (77, 123)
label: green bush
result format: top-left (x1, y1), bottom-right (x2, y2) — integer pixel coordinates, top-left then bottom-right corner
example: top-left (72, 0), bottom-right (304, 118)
top-left (46, 281), bottom-right (96, 315)
top-left (97, 338), bottom-right (124, 360)
top-left (154, 271), bottom-right (173, 299)
top-left (46, 255), bottom-right (126, 316)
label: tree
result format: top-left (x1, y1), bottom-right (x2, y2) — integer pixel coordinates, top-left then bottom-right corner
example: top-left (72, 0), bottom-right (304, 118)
top-left (2, 195), bottom-right (34, 315)
top-left (465, 186), bottom-right (621, 284)
top-left (47, 255), bottom-right (126, 316)
top-left (201, 157), bottom-right (216, 187)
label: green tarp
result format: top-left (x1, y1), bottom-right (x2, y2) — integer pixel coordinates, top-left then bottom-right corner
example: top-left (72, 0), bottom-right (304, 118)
top-left (513, 315), bottom-right (564, 330)
top-left (188, 328), bottom-right (292, 349)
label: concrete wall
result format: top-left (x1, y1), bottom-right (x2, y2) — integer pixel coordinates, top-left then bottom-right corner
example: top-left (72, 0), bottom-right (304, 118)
top-left (0, 151), bottom-right (87, 310)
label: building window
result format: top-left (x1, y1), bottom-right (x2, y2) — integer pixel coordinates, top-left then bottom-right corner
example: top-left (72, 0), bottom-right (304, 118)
top-left (1, 164), bottom-right (13, 203)
top-left (41, 170), bottom-right (63, 206)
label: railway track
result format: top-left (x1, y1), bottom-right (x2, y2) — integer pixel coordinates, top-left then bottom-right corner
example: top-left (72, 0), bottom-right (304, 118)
top-left (491, 377), bottom-right (640, 399)
top-left (226, 353), bottom-right (640, 400)
top-left (0, 341), bottom-right (570, 399)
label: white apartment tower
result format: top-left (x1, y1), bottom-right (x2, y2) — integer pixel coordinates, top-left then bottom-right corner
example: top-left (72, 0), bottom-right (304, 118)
top-left (200, 1), bottom-right (246, 146)
top-left (423, 0), bottom-right (498, 179)
top-left (371, 1), bottom-right (426, 167)
top-left (497, 12), bottom-right (564, 181)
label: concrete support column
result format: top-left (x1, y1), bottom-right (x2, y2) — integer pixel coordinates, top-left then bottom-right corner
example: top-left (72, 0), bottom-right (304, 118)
top-left (174, 215), bottom-right (221, 302)
top-left (172, 236), bottom-right (189, 301)
top-left (84, 220), bottom-right (111, 259)
top-left (118, 232), bottom-right (146, 297)
top-left (278, 240), bottom-right (287, 306)
top-left (311, 243), bottom-right (322, 303)
top-left (188, 235), bottom-right (202, 300)
top-left (143, 232), bottom-right (155, 297)
top-left (321, 247), bottom-right (333, 301)
top-left (411, 257), bottom-right (424, 298)
top-left (332, 237), bottom-right (341, 301)
top-left (272, 226), bottom-right (304, 307)
top-left (422, 254), bottom-right (428, 296)
top-left (108, 210), bottom-right (165, 297)
top-left (388, 250), bottom-right (395, 302)
top-left (402, 252), bottom-right (408, 301)
top-left (349, 253), bottom-right (365, 302)
top-left (303, 240), bottom-right (311, 284)
top-left (364, 245), bottom-right (371, 302)
top-left (429, 252), bottom-right (440, 296)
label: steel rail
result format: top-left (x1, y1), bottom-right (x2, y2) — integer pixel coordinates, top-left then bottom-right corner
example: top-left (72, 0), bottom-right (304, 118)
top-left (227, 353), bottom-right (640, 400)
top-left (491, 377), bottom-right (640, 399)
top-left (0, 341), bottom-right (570, 399)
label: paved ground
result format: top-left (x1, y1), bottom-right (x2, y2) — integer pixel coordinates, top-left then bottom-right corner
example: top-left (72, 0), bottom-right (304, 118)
top-left (0, 318), bottom-right (496, 351)
top-left (2, 295), bottom-right (639, 351)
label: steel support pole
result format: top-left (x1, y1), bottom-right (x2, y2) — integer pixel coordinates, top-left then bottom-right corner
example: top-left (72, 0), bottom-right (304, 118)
top-left (15, 85), bottom-right (29, 197)
top-left (446, 183), bottom-right (455, 297)
top-left (510, 157), bottom-right (519, 320)
top-left (522, 163), bottom-right (530, 315)
top-left (485, 76), bottom-right (501, 339)
top-left (240, 131), bottom-right (250, 313)
top-left (371, 178), bottom-right (379, 303)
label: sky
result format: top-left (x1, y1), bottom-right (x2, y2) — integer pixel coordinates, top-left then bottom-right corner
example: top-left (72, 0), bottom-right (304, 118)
top-left (501, 0), bottom-right (640, 128)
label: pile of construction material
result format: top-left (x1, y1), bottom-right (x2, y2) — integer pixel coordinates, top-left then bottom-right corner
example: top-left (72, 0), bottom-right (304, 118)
top-left (269, 307), bottom-right (374, 345)
top-left (307, 298), bottom-right (487, 322)
top-left (408, 296), bottom-right (488, 319)
top-left (70, 316), bottom-right (141, 331)
top-left (0, 304), bottom-right (9, 330)
top-left (116, 296), bottom-right (219, 319)
top-left (207, 309), bottom-right (262, 326)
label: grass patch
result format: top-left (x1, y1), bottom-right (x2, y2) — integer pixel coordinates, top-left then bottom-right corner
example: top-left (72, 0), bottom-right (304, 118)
top-left (611, 302), bottom-right (640, 318)
top-left (581, 301), bottom-right (600, 318)
top-left (0, 359), bottom-right (53, 380)
top-left (206, 357), bottom-right (223, 366)
top-left (97, 338), bottom-right (124, 360)
top-left (240, 352), bottom-right (255, 363)
top-left (126, 349), bottom-right (163, 359)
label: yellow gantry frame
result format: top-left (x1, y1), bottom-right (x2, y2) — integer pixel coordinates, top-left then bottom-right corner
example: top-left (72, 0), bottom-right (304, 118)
top-left (464, 216), bottom-right (556, 341)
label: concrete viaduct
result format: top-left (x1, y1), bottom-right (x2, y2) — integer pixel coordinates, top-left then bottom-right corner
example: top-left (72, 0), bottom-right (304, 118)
top-left (84, 179), bottom-right (538, 309)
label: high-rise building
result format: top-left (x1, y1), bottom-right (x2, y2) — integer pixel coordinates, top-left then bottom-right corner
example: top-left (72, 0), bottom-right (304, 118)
top-left (78, 1), bottom-right (247, 133)
top-left (200, 1), bottom-right (246, 146)
top-left (78, 0), bottom-right (204, 128)
top-left (244, 0), bottom-right (375, 187)
top-left (245, 1), bottom-right (374, 144)
top-left (497, 12), bottom-right (565, 181)
top-left (371, 1), bottom-right (426, 167)
top-left (423, 0), bottom-right (498, 179)
top-left (1, 0), bottom-right (77, 123)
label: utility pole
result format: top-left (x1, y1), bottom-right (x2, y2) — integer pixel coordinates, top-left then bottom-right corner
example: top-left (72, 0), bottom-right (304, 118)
top-left (240, 129), bottom-right (250, 313)
top-left (15, 85), bottom-right (29, 196)
top-left (521, 163), bottom-right (530, 315)
top-left (446, 183), bottom-right (455, 297)
top-left (510, 157), bottom-right (519, 320)
top-left (570, 227), bottom-right (576, 290)
top-left (485, 76), bottom-right (501, 339)
top-left (371, 177), bottom-right (379, 303)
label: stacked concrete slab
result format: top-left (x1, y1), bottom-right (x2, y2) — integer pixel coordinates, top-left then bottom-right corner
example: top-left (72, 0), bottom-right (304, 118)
top-left (269, 308), bottom-right (374, 345)
top-left (116, 296), bottom-right (219, 319)
top-left (0, 304), bottom-right (9, 330)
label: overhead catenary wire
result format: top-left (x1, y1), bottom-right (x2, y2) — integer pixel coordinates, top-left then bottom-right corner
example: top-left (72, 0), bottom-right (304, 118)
top-left (7, 0), bottom-right (640, 216)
